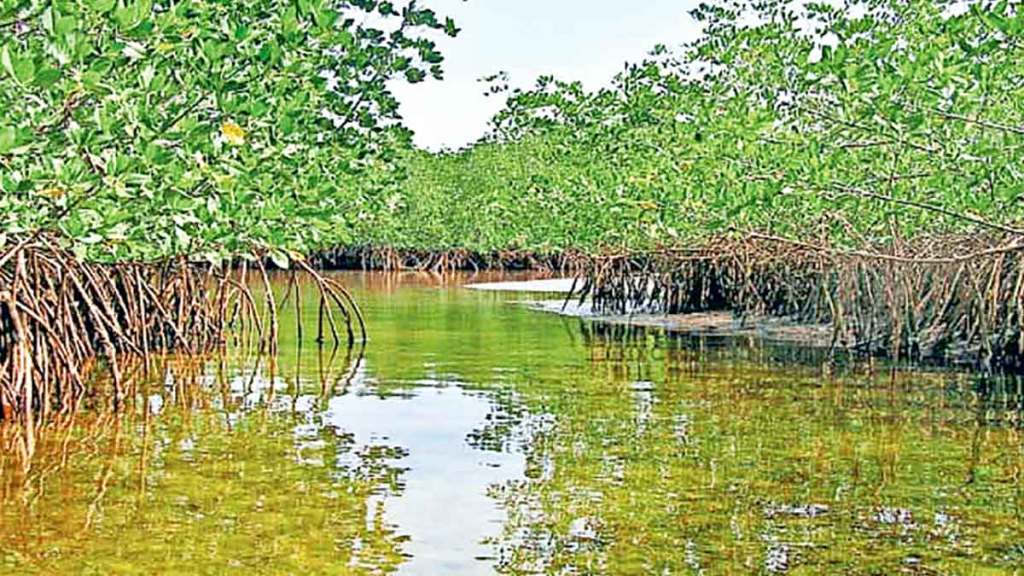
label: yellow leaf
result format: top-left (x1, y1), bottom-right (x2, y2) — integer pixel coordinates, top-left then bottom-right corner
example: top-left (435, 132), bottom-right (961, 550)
top-left (38, 187), bottom-right (65, 199)
top-left (221, 121), bottom-right (246, 146)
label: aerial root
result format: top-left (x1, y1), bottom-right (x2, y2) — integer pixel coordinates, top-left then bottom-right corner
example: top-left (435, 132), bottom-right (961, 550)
top-left (309, 246), bottom-right (587, 274)
top-left (0, 240), bottom-right (367, 439)
top-left (0, 241), bottom-right (228, 438)
top-left (294, 259), bottom-right (367, 347)
top-left (573, 233), bottom-right (1024, 371)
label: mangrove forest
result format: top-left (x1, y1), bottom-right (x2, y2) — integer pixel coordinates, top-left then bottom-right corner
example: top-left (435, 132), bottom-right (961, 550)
top-left (1, 0), bottom-right (1023, 573)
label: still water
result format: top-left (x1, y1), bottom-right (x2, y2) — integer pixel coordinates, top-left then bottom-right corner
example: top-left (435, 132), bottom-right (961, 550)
top-left (1, 272), bottom-right (1022, 574)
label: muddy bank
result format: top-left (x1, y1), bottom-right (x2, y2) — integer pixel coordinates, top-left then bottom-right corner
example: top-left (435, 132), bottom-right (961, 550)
top-left (529, 299), bottom-right (834, 347)
top-left (468, 271), bottom-right (1012, 368)
top-left (568, 235), bottom-right (1024, 372)
top-left (462, 278), bottom-right (833, 346)
top-left (463, 277), bottom-right (832, 347)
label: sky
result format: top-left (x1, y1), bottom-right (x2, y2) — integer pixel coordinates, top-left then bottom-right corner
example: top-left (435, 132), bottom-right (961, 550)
top-left (390, 1), bottom-right (701, 151)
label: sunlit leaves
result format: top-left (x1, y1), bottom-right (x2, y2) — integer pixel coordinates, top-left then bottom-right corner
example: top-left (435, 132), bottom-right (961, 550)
top-left (0, 44), bottom-right (35, 85)
top-left (220, 121), bottom-right (246, 146)
top-left (1, 0), bottom-right (458, 263)
top-left (385, 0), bottom-right (1024, 255)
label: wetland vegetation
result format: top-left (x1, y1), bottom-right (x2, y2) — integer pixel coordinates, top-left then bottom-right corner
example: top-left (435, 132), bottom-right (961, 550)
top-left (2, 0), bottom-right (1024, 573)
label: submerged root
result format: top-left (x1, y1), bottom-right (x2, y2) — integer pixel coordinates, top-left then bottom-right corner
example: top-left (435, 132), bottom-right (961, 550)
top-left (574, 234), bottom-right (1024, 371)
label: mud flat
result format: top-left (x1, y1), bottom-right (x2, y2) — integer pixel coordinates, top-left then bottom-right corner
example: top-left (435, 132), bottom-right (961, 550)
top-left (466, 278), bottom-right (832, 346)
top-left (529, 299), bottom-right (833, 347)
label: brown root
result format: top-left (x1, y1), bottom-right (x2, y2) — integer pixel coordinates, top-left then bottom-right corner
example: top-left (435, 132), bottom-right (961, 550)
top-left (573, 233), bottom-right (1024, 371)
top-left (0, 239), bottom-right (366, 447)
top-left (308, 246), bottom-right (589, 275)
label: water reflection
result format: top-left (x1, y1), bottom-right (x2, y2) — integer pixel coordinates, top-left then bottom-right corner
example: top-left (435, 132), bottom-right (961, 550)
top-left (325, 383), bottom-right (524, 575)
top-left (0, 271), bottom-right (1021, 574)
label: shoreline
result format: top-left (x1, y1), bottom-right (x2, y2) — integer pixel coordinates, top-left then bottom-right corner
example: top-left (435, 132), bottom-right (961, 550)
top-left (462, 274), bottom-right (1017, 372)
top-left (526, 299), bottom-right (835, 348)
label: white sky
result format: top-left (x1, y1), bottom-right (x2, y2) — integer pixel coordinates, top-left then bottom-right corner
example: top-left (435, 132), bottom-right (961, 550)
top-left (390, 1), bottom-right (701, 151)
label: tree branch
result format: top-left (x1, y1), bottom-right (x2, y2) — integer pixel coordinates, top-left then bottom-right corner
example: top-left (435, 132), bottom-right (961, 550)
top-left (828, 183), bottom-right (1024, 236)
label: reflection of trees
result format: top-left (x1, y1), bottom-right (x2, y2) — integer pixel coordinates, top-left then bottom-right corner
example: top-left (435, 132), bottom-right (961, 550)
top-left (0, 355), bottom-right (406, 575)
top-left (5, 271), bottom-right (1022, 573)
top-left (487, 333), bottom-right (1024, 574)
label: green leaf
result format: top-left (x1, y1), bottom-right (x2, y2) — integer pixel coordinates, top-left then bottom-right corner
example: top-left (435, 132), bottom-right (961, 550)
top-left (114, 0), bottom-right (150, 31)
top-left (444, 17), bottom-right (459, 37)
top-left (13, 56), bottom-right (35, 85)
top-left (90, 0), bottom-right (116, 13)
top-left (281, 6), bottom-right (298, 34)
top-left (0, 45), bottom-right (29, 85)
top-left (34, 68), bottom-right (61, 89)
top-left (405, 68), bottom-right (426, 83)
top-left (0, 126), bottom-right (16, 154)
top-left (55, 16), bottom-right (77, 37)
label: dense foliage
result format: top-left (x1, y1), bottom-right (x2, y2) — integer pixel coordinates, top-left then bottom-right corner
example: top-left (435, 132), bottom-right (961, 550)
top-left (5, 0), bottom-right (1023, 262)
top-left (0, 0), bottom-right (457, 264)
top-left (362, 0), bottom-right (1024, 254)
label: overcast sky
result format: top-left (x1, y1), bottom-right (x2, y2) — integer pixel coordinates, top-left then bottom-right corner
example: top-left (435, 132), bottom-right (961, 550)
top-left (389, 1), bottom-right (701, 151)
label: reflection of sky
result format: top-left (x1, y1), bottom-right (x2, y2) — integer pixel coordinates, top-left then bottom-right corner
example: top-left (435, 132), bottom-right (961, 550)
top-left (135, 273), bottom-right (1024, 574)
top-left (325, 380), bottom-right (526, 576)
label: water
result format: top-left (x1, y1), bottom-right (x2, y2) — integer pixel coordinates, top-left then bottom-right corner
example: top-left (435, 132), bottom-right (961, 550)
top-left (1, 272), bottom-right (1022, 574)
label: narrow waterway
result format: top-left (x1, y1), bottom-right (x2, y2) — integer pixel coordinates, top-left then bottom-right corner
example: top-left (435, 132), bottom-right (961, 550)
top-left (1, 272), bottom-right (1022, 574)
